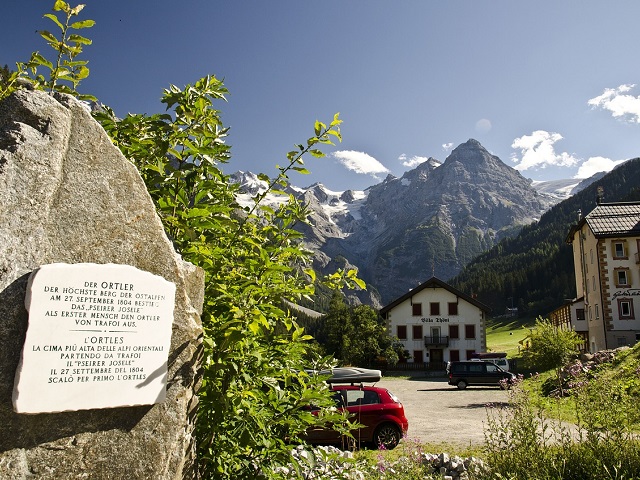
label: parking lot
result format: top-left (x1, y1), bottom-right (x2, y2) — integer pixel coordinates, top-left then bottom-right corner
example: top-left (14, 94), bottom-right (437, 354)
top-left (377, 376), bottom-right (511, 446)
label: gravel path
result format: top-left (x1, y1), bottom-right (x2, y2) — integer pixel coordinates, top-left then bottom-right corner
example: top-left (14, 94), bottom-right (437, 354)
top-left (377, 376), bottom-right (511, 446)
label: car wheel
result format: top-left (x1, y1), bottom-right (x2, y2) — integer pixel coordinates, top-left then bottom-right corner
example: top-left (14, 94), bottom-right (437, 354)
top-left (457, 380), bottom-right (467, 390)
top-left (373, 423), bottom-right (401, 450)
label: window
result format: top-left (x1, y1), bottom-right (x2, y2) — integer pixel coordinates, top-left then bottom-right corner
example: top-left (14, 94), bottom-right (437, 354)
top-left (617, 337), bottom-right (627, 348)
top-left (412, 303), bottom-right (422, 316)
top-left (576, 308), bottom-right (585, 321)
top-left (448, 302), bottom-right (458, 315)
top-left (613, 241), bottom-right (627, 259)
top-left (412, 325), bottom-right (423, 340)
top-left (465, 350), bottom-right (476, 360)
top-left (469, 363), bottom-right (483, 373)
top-left (592, 276), bottom-right (596, 292)
top-left (618, 298), bottom-right (635, 319)
top-left (465, 324), bottom-right (476, 339)
top-left (615, 268), bottom-right (630, 287)
top-left (345, 389), bottom-right (380, 406)
top-left (590, 249), bottom-right (594, 264)
top-left (449, 350), bottom-right (460, 362)
top-left (430, 302), bottom-right (440, 316)
top-left (331, 391), bottom-right (345, 408)
top-left (397, 325), bottom-right (407, 340)
top-left (413, 350), bottom-right (423, 363)
top-left (595, 304), bottom-right (600, 320)
top-left (449, 325), bottom-right (459, 339)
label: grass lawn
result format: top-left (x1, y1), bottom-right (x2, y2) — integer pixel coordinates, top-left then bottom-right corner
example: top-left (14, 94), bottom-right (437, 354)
top-left (485, 316), bottom-right (535, 359)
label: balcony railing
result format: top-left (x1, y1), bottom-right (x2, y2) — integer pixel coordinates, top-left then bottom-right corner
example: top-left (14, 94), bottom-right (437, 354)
top-left (424, 335), bottom-right (449, 347)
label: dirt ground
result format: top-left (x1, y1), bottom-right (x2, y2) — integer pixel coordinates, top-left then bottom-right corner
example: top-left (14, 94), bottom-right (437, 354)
top-left (377, 376), bottom-right (511, 446)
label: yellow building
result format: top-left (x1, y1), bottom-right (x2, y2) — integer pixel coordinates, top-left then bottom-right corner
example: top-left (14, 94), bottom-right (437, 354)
top-left (566, 201), bottom-right (640, 352)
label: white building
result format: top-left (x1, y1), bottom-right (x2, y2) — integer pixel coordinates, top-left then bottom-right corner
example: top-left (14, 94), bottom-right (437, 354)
top-left (379, 277), bottom-right (490, 367)
top-left (566, 201), bottom-right (640, 352)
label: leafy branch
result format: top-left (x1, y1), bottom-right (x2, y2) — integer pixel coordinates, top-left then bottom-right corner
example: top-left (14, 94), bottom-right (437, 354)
top-left (1, 1), bottom-right (95, 101)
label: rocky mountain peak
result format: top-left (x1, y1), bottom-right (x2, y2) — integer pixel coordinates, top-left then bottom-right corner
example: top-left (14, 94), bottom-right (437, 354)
top-left (231, 139), bottom-right (585, 307)
top-left (445, 138), bottom-right (503, 170)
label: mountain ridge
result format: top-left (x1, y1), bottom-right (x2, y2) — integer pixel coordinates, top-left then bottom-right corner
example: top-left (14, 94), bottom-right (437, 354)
top-left (231, 139), bottom-right (608, 308)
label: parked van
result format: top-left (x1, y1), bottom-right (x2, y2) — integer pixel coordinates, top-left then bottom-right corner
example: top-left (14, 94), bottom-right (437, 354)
top-left (447, 361), bottom-right (515, 390)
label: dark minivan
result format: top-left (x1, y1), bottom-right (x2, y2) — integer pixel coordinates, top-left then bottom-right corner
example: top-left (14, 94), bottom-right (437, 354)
top-left (447, 361), bottom-right (515, 390)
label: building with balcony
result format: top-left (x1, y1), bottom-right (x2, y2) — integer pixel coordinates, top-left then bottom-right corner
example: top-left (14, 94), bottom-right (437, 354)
top-left (379, 277), bottom-right (490, 367)
top-left (566, 201), bottom-right (640, 352)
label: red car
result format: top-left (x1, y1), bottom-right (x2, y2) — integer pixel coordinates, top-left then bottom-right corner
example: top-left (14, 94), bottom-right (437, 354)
top-left (305, 368), bottom-right (409, 449)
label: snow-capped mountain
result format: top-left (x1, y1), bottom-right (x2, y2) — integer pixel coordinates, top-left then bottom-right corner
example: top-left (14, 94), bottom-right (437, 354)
top-left (231, 139), bottom-right (602, 307)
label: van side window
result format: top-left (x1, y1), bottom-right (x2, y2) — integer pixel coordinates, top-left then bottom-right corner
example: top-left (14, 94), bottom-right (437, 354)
top-left (469, 363), bottom-right (483, 373)
top-left (486, 363), bottom-right (499, 372)
top-left (452, 364), bottom-right (466, 373)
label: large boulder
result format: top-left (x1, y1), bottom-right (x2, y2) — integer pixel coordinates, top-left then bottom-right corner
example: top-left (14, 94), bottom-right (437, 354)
top-left (0, 89), bottom-right (204, 479)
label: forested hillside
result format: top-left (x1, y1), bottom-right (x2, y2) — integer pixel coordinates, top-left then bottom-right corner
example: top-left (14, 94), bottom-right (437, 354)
top-left (449, 157), bottom-right (640, 318)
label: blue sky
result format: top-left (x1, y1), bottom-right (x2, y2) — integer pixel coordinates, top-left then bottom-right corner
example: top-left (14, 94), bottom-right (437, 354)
top-left (3, 1), bottom-right (640, 191)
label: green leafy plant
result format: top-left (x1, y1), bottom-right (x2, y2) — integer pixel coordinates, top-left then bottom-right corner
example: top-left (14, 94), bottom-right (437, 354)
top-left (95, 77), bottom-right (367, 478)
top-left (6, 2), bottom-right (367, 477)
top-left (0, 0), bottom-right (95, 101)
top-left (522, 317), bottom-right (583, 394)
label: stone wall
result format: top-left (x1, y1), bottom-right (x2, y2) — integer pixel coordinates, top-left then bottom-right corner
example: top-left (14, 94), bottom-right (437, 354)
top-left (0, 90), bottom-right (204, 479)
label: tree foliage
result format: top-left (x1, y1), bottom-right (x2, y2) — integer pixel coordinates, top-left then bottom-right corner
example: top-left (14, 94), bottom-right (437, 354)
top-left (318, 293), bottom-right (404, 367)
top-left (6, 3), bottom-right (366, 478)
top-left (523, 317), bottom-right (582, 373)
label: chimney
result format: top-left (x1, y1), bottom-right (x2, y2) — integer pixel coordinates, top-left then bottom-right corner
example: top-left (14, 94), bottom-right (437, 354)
top-left (596, 186), bottom-right (604, 204)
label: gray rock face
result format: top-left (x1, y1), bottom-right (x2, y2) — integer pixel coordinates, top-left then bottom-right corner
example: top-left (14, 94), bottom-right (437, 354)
top-left (233, 140), bottom-right (548, 306)
top-left (305, 140), bottom-right (547, 304)
top-left (0, 90), bottom-right (204, 479)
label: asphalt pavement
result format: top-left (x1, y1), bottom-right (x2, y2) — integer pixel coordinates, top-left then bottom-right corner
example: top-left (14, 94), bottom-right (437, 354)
top-left (377, 376), bottom-right (511, 447)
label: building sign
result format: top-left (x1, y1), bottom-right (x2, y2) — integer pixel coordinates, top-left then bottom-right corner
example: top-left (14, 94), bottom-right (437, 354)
top-left (612, 289), bottom-right (640, 299)
top-left (13, 263), bottom-right (175, 414)
top-left (421, 317), bottom-right (450, 323)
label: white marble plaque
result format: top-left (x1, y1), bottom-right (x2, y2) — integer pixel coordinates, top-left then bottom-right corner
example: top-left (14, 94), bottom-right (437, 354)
top-left (13, 263), bottom-right (176, 413)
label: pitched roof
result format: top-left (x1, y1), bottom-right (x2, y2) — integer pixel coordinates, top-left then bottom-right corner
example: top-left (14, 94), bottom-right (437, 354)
top-left (379, 276), bottom-right (490, 314)
top-left (585, 202), bottom-right (640, 236)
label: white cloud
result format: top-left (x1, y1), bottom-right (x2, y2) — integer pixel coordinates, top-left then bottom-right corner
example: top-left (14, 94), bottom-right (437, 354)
top-left (510, 130), bottom-right (579, 171)
top-left (331, 150), bottom-right (390, 176)
top-left (398, 154), bottom-right (430, 168)
top-left (442, 143), bottom-right (454, 153)
top-left (574, 156), bottom-right (627, 179)
top-left (588, 84), bottom-right (640, 123)
top-left (475, 118), bottom-right (492, 133)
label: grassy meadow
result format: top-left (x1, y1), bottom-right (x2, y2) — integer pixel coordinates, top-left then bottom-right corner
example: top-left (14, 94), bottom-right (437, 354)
top-left (485, 315), bottom-right (535, 360)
